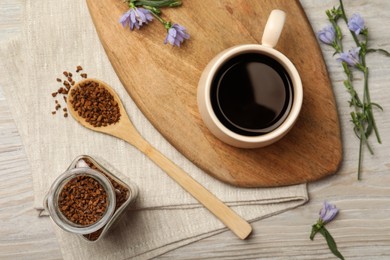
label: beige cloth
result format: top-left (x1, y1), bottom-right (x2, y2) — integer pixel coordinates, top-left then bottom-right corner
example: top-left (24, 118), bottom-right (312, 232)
top-left (0, 0), bottom-right (308, 259)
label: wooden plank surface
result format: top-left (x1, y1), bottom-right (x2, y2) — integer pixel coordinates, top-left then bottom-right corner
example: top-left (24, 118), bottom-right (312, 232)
top-left (86, 0), bottom-right (342, 187)
top-left (1, 0), bottom-right (390, 259)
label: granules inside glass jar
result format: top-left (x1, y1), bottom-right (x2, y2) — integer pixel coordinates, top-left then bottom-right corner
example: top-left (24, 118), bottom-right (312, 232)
top-left (58, 174), bottom-right (109, 226)
top-left (45, 167), bottom-right (116, 235)
top-left (45, 155), bottom-right (139, 242)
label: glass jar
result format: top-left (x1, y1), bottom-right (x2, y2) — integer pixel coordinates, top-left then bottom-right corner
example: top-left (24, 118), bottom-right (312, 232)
top-left (45, 155), bottom-right (138, 242)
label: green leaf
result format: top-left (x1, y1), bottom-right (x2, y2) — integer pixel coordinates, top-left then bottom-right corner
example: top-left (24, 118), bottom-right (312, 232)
top-left (367, 48), bottom-right (390, 56)
top-left (319, 227), bottom-right (345, 260)
top-left (370, 102), bottom-right (384, 111)
top-left (364, 109), bottom-right (374, 137)
top-left (135, 0), bottom-right (182, 8)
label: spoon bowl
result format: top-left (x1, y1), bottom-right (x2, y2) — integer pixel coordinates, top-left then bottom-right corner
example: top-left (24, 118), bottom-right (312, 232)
top-left (66, 78), bottom-right (138, 142)
top-left (66, 78), bottom-right (252, 240)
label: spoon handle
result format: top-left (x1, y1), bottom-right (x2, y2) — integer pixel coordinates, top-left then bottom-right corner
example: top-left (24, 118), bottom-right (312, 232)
top-left (135, 139), bottom-right (252, 240)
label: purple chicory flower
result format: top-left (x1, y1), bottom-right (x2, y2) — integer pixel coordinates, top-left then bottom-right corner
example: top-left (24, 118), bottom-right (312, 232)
top-left (311, 201), bottom-right (344, 259)
top-left (119, 7), bottom-right (153, 30)
top-left (164, 23), bottom-right (190, 47)
top-left (318, 25), bottom-right (336, 45)
top-left (337, 47), bottom-right (361, 67)
top-left (319, 201), bottom-right (339, 224)
top-left (348, 13), bottom-right (365, 35)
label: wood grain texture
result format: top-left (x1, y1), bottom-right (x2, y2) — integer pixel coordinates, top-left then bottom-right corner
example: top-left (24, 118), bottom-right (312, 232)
top-left (85, 0), bottom-right (342, 187)
top-left (1, 0), bottom-right (390, 259)
top-left (0, 100), bottom-right (62, 260)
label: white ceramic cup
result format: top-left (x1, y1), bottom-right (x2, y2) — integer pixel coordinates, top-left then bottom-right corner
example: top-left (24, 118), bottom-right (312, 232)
top-left (197, 10), bottom-right (303, 148)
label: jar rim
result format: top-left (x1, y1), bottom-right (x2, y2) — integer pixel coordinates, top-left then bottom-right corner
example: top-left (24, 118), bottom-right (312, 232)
top-left (46, 167), bottom-right (116, 234)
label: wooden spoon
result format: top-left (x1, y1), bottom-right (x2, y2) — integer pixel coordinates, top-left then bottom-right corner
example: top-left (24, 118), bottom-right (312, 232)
top-left (67, 78), bottom-right (252, 239)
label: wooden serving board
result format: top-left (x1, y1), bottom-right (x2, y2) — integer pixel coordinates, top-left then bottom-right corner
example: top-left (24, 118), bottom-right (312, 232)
top-left (86, 0), bottom-right (342, 187)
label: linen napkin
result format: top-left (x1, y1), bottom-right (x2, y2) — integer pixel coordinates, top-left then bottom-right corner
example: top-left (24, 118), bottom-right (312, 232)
top-left (0, 0), bottom-right (308, 258)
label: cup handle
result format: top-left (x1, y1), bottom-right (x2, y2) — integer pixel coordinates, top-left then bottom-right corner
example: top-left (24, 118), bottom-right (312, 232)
top-left (261, 9), bottom-right (286, 48)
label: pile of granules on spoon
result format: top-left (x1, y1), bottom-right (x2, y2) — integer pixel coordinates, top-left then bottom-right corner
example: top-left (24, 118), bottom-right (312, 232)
top-left (69, 80), bottom-right (121, 127)
top-left (51, 65), bottom-right (87, 117)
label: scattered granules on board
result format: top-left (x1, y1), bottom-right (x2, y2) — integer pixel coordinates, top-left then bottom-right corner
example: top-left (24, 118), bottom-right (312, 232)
top-left (69, 80), bottom-right (121, 127)
top-left (50, 65), bottom-right (85, 118)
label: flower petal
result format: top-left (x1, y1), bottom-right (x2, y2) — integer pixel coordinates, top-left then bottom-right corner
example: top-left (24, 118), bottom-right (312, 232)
top-left (318, 201), bottom-right (339, 224)
top-left (130, 11), bottom-right (137, 29)
top-left (337, 47), bottom-right (361, 67)
top-left (169, 28), bottom-right (177, 37)
top-left (168, 34), bottom-right (175, 45)
top-left (348, 13), bottom-right (365, 35)
top-left (119, 11), bottom-right (131, 28)
top-left (136, 9), bottom-right (146, 24)
top-left (140, 8), bottom-right (153, 22)
top-left (318, 25), bottom-right (335, 45)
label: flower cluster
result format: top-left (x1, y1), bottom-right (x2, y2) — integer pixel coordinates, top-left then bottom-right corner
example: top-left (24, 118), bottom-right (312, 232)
top-left (317, 0), bottom-right (389, 180)
top-left (119, 0), bottom-right (189, 47)
top-left (310, 201), bottom-right (344, 260)
top-left (119, 7), bottom-right (153, 30)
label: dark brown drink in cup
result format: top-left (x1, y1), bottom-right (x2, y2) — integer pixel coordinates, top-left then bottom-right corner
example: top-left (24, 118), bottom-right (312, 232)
top-left (210, 52), bottom-right (293, 136)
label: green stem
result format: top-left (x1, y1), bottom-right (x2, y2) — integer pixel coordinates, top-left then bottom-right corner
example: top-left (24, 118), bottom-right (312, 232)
top-left (339, 0), bottom-right (360, 46)
top-left (327, 12), bottom-right (343, 53)
top-left (151, 11), bottom-right (165, 23)
top-left (332, 21), bottom-right (344, 52)
top-left (357, 126), bottom-right (363, 180)
top-left (352, 112), bottom-right (371, 180)
top-left (150, 11), bottom-right (171, 29)
top-left (310, 222), bottom-right (323, 240)
top-left (342, 65), bottom-right (363, 108)
top-left (363, 67), bottom-right (381, 144)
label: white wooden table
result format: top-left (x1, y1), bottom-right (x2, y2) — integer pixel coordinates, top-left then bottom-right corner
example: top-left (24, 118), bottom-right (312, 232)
top-left (1, 0), bottom-right (390, 259)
